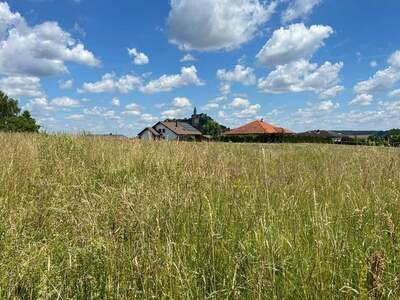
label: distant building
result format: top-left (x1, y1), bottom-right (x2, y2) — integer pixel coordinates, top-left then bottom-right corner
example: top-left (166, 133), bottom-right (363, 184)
top-left (137, 127), bottom-right (161, 141)
top-left (224, 119), bottom-right (292, 136)
top-left (297, 130), bottom-right (344, 142)
top-left (330, 130), bottom-right (381, 139)
top-left (138, 121), bottom-right (205, 141)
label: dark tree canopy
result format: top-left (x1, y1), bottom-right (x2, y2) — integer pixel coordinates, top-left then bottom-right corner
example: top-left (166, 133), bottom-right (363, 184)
top-left (203, 120), bottom-right (223, 138)
top-left (166, 112), bottom-right (228, 137)
top-left (0, 91), bottom-right (40, 133)
top-left (0, 91), bottom-right (20, 118)
top-left (368, 129), bottom-right (400, 146)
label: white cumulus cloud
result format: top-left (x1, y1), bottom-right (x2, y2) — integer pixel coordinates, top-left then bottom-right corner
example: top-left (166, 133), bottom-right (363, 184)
top-left (370, 61), bottom-right (378, 68)
top-left (84, 106), bottom-right (119, 119)
top-left (217, 64), bottom-right (256, 86)
top-left (180, 54), bottom-right (197, 62)
top-left (282, 0), bottom-right (322, 24)
top-left (202, 103), bottom-right (219, 112)
top-left (167, 0), bottom-right (278, 51)
top-left (354, 51), bottom-right (400, 94)
top-left (124, 103), bottom-right (141, 115)
top-left (111, 97), bottom-right (120, 107)
top-left (50, 96), bottom-right (80, 108)
top-left (219, 83), bottom-right (231, 95)
top-left (161, 96), bottom-right (193, 119)
top-left (388, 50), bottom-right (400, 69)
top-left (0, 75), bottom-right (44, 98)
top-left (225, 97), bottom-right (261, 119)
top-left (291, 100), bottom-right (339, 125)
top-left (317, 100), bottom-right (339, 111)
top-left (230, 97), bottom-right (250, 109)
top-left (256, 23), bottom-right (333, 67)
top-left (0, 2), bottom-right (100, 77)
top-left (258, 59), bottom-right (343, 95)
top-left (388, 89), bottom-right (400, 98)
top-left (234, 104), bottom-right (261, 118)
top-left (128, 48), bottom-right (149, 65)
top-left (66, 114), bottom-right (84, 121)
top-left (140, 66), bottom-right (204, 94)
top-left (79, 73), bottom-right (143, 94)
top-left (349, 94), bottom-right (374, 106)
top-left (318, 85), bottom-right (344, 99)
top-left (172, 97), bottom-right (192, 108)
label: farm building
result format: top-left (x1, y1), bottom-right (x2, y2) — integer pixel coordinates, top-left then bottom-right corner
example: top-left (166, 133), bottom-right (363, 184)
top-left (138, 121), bottom-right (205, 141)
top-left (224, 119), bottom-right (292, 136)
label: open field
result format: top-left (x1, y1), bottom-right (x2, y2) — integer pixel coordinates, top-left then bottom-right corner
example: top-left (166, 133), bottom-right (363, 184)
top-left (1, 133), bottom-right (400, 299)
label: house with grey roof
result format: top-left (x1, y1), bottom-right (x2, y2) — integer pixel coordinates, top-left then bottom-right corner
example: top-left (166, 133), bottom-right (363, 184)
top-left (297, 130), bottom-right (344, 143)
top-left (138, 121), bottom-right (205, 141)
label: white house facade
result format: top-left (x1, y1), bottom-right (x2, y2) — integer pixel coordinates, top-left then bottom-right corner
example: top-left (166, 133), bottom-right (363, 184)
top-left (137, 121), bottom-right (204, 141)
top-left (153, 123), bottom-right (178, 140)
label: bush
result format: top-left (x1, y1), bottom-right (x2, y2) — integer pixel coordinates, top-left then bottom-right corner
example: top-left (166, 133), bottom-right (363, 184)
top-left (217, 134), bottom-right (334, 144)
top-left (368, 129), bottom-right (400, 147)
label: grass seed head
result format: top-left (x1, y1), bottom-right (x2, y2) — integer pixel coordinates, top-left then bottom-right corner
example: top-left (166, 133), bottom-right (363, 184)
top-left (367, 250), bottom-right (385, 297)
top-left (386, 214), bottom-right (396, 245)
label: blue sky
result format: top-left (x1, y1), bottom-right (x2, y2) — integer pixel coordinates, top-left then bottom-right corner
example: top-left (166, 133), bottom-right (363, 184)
top-left (1, 0), bottom-right (400, 136)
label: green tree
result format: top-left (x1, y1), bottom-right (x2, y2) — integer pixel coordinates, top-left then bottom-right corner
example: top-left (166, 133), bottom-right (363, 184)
top-left (203, 120), bottom-right (222, 138)
top-left (388, 129), bottom-right (400, 144)
top-left (368, 129), bottom-right (400, 146)
top-left (0, 91), bottom-right (40, 133)
top-left (0, 91), bottom-right (20, 118)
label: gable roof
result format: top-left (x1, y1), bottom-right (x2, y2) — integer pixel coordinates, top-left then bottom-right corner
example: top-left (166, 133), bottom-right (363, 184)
top-left (224, 120), bottom-right (292, 135)
top-left (138, 127), bottom-right (160, 137)
top-left (157, 121), bottom-right (203, 136)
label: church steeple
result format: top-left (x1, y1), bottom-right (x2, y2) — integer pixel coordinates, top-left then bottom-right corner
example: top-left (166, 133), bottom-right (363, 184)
top-left (193, 106), bottom-right (197, 116)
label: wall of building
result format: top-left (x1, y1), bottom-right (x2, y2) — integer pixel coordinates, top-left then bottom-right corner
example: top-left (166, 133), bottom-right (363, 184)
top-left (139, 129), bottom-right (155, 140)
top-left (154, 123), bottom-right (178, 140)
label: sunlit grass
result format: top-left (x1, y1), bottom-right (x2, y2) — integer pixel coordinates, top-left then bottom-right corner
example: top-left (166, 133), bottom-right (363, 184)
top-left (0, 133), bottom-right (399, 298)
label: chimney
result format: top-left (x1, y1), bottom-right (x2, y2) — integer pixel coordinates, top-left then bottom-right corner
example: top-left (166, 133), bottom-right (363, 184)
top-left (175, 120), bottom-right (178, 127)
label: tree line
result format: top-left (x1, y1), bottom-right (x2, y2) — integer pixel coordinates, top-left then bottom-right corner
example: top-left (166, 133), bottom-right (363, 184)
top-left (368, 129), bottom-right (400, 146)
top-left (217, 132), bottom-right (400, 147)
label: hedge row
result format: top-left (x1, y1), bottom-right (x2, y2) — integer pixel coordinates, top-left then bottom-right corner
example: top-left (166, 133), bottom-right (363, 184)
top-left (216, 134), bottom-right (334, 144)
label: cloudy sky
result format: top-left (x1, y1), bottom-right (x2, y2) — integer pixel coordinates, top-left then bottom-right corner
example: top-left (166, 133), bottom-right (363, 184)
top-left (1, 0), bottom-right (400, 136)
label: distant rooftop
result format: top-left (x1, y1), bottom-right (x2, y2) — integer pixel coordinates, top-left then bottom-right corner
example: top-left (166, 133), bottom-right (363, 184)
top-left (297, 130), bottom-right (341, 138)
top-left (161, 121), bottom-right (202, 136)
top-left (224, 120), bottom-right (292, 135)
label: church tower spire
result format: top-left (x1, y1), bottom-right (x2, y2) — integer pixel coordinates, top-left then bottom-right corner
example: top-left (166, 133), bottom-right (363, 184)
top-left (193, 106), bottom-right (197, 116)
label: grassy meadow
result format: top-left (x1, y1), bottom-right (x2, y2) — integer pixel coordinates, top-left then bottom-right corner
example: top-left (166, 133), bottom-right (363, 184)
top-left (1, 133), bottom-right (400, 299)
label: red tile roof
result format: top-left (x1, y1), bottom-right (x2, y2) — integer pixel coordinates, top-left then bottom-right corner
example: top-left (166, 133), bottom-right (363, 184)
top-left (224, 120), bottom-right (292, 135)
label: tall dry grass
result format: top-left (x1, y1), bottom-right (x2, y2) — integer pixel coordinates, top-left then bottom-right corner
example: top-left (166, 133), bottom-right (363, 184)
top-left (0, 133), bottom-right (400, 299)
